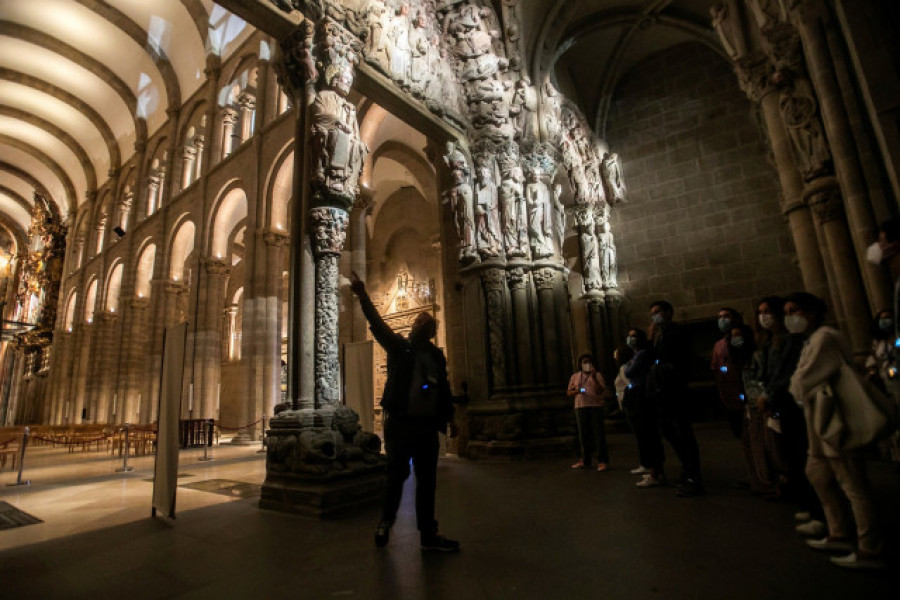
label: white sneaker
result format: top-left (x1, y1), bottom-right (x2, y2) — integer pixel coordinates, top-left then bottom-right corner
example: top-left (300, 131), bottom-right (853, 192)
top-left (793, 511), bottom-right (811, 522)
top-left (830, 552), bottom-right (885, 570)
top-left (795, 520), bottom-right (826, 538)
top-left (630, 465), bottom-right (650, 475)
top-left (636, 473), bottom-right (661, 488)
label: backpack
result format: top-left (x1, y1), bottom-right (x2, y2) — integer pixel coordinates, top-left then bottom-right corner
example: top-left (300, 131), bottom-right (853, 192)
top-left (407, 349), bottom-right (440, 418)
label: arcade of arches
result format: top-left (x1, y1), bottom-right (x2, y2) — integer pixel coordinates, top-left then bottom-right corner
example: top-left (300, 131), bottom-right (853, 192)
top-left (0, 0), bottom-right (898, 473)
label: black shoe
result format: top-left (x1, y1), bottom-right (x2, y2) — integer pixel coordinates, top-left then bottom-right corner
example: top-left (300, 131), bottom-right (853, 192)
top-left (420, 533), bottom-right (460, 552)
top-left (374, 520), bottom-right (392, 548)
top-left (676, 480), bottom-right (704, 498)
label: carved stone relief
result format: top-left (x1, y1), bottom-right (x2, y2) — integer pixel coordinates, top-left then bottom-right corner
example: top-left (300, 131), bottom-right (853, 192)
top-left (777, 75), bottom-right (831, 181)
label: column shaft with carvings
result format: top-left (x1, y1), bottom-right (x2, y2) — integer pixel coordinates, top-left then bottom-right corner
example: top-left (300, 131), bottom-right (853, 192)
top-left (480, 268), bottom-right (507, 390)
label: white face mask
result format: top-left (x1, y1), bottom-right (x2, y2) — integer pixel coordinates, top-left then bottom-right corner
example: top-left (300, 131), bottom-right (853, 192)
top-left (784, 315), bottom-right (809, 334)
top-left (759, 314), bottom-right (775, 330)
top-left (582, 363), bottom-right (593, 372)
top-left (866, 242), bottom-right (884, 265)
top-left (651, 313), bottom-right (666, 325)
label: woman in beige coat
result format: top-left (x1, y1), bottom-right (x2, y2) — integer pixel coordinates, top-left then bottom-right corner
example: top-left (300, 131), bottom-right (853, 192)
top-left (785, 292), bottom-right (884, 570)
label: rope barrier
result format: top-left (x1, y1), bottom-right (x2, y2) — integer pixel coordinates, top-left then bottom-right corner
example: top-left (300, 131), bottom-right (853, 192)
top-left (30, 432), bottom-right (115, 446)
top-left (215, 418), bottom-right (262, 432)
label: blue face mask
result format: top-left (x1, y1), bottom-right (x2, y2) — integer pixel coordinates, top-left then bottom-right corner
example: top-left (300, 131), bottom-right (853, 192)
top-left (879, 318), bottom-right (894, 332)
top-left (626, 336), bottom-right (638, 349)
top-left (718, 318), bottom-right (732, 333)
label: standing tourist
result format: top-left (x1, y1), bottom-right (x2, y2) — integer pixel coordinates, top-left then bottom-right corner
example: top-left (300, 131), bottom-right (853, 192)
top-left (786, 292), bottom-right (885, 569)
top-left (710, 308), bottom-right (750, 439)
top-left (567, 354), bottom-right (610, 471)
top-left (624, 329), bottom-right (664, 486)
top-left (349, 272), bottom-right (460, 552)
top-left (647, 301), bottom-right (702, 497)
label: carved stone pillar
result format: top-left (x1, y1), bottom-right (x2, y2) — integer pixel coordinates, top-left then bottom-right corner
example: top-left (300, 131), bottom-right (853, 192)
top-left (193, 133), bottom-right (205, 181)
top-left (480, 267), bottom-right (507, 390)
top-left (146, 172), bottom-right (161, 216)
top-left (309, 207), bottom-right (349, 409)
top-left (805, 178), bottom-right (871, 355)
top-left (790, 1), bottom-right (891, 309)
top-left (221, 107), bottom-right (239, 159)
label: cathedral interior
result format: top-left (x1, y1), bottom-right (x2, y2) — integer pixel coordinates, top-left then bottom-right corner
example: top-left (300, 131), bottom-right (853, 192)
top-left (0, 1), bottom-right (898, 597)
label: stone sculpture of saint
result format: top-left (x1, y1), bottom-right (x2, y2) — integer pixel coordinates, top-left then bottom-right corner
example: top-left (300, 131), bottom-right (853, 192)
top-left (409, 13), bottom-right (431, 96)
top-left (581, 228), bottom-right (602, 292)
top-left (474, 165), bottom-right (501, 256)
top-left (601, 153), bottom-right (627, 204)
top-left (779, 77), bottom-right (831, 181)
top-left (310, 62), bottom-right (369, 200)
top-left (525, 167), bottom-right (552, 258)
top-left (552, 183), bottom-right (566, 252)
top-left (387, 4), bottom-right (412, 85)
top-left (511, 76), bottom-right (538, 140)
top-left (499, 159), bottom-right (526, 256)
top-left (597, 221), bottom-right (617, 289)
top-left (443, 142), bottom-right (476, 262)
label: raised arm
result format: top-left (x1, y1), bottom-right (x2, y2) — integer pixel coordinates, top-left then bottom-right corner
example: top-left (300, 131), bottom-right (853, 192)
top-left (349, 272), bottom-right (405, 352)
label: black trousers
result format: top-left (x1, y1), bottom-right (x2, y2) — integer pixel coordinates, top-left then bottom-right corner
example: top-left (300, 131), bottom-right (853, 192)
top-left (656, 393), bottom-right (702, 483)
top-left (381, 415), bottom-right (440, 533)
top-left (575, 406), bottom-right (609, 465)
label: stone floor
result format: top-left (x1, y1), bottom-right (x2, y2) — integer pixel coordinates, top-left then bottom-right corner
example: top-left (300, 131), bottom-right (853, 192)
top-left (0, 426), bottom-right (896, 599)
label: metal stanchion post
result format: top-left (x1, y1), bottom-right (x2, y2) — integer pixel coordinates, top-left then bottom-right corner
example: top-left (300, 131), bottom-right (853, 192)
top-left (7, 427), bottom-right (30, 486)
top-left (257, 414), bottom-right (267, 454)
top-left (116, 423), bottom-right (134, 472)
top-left (199, 419), bottom-right (214, 462)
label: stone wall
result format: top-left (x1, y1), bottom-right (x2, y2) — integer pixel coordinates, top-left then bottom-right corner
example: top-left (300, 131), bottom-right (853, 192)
top-left (606, 42), bottom-right (804, 327)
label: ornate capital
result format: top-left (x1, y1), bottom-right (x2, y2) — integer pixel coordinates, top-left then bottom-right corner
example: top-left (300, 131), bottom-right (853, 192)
top-left (805, 178), bottom-right (843, 224)
top-left (202, 257), bottom-right (233, 276)
top-left (309, 206), bottom-right (349, 257)
top-left (480, 268), bottom-right (505, 293)
top-left (221, 106), bottom-right (238, 125)
top-left (275, 20), bottom-right (317, 98)
top-left (99, 310), bottom-right (118, 324)
top-left (507, 267), bottom-right (528, 291)
top-left (128, 296), bottom-right (150, 310)
top-left (263, 230), bottom-right (290, 247)
top-left (164, 281), bottom-right (187, 296)
top-left (734, 52), bottom-right (776, 102)
top-left (573, 205), bottom-right (594, 232)
top-left (237, 92), bottom-right (257, 110)
top-left (532, 267), bottom-right (556, 291)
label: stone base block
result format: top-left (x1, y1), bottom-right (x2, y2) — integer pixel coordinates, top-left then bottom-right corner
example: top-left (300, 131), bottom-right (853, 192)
top-left (259, 469), bottom-right (386, 518)
top-left (465, 435), bottom-right (575, 460)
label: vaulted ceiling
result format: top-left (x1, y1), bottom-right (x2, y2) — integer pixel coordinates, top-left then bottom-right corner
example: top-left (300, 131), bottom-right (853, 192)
top-left (0, 0), bottom-right (254, 247)
top-left (522, 0), bottom-right (722, 137)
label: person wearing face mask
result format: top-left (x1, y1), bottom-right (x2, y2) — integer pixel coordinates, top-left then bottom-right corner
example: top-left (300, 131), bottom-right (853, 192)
top-left (710, 308), bottom-right (749, 440)
top-left (747, 297), bottom-right (824, 532)
top-left (567, 353), bottom-right (610, 471)
top-left (647, 301), bottom-right (702, 497)
top-left (866, 217), bottom-right (900, 332)
top-left (786, 292), bottom-right (885, 570)
top-left (625, 328), bottom-right (665, 486)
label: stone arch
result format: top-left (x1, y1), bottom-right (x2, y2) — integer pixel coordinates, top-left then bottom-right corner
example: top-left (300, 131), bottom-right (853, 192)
top-left (168, 216), bottom-right (196, 283)
top-left (133, 240), bottom-right (157, 299)
top-left (63, 289), bottom-right (77, 332)
top-left (0, 134), bottom-right (75, 217)
top-left (104, 259), bottom-right (124, 313)
top-left (208, 181), bottom-right (248, 259)
top-left (263, 141), bottom-right (294, 232)
top-left (84, 276), bottom-right (99, 323)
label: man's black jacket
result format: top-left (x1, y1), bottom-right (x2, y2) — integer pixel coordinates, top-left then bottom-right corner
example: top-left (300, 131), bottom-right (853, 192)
top-left (357, 290), bottom-right (453, 432)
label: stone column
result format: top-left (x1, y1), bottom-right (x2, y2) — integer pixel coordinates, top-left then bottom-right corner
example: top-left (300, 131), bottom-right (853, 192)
top-left (262, 230), bottom-right (289, 417)
top-left (480, 267), bottom-right (507, 391)
top-left (93, 311), bottom-right (119, 422)
top-left (506, 266), bottom-right (533, 385)
top-left (193, 133), bottom-right (205, 182)
top-left (533, 266), bottom-right (562, 384)
top-left (146, 171), bottom-right (161, 217)
top-left (309, 207), bottom-right (349, 410)
top-left (121, 296), bottom-right (150, 423)
top-left (221, 107), bottom-right (239, 159)
top-left (805, 178), bottom-right (871, 355)
top-left (131, 140), bottom-right (148, 224)
top-left (197, 258), bottom-right (232, 419)
top-left (181, 145), bottom-right (197, 190)
top-left (349, 191), bottom-right (373, 341)
top-left (203, 54), bottom-right (221, 170)
top-left (791, 1), bottom-right (891, 309)
top-left (238, 92), bottom-right (256, 143)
